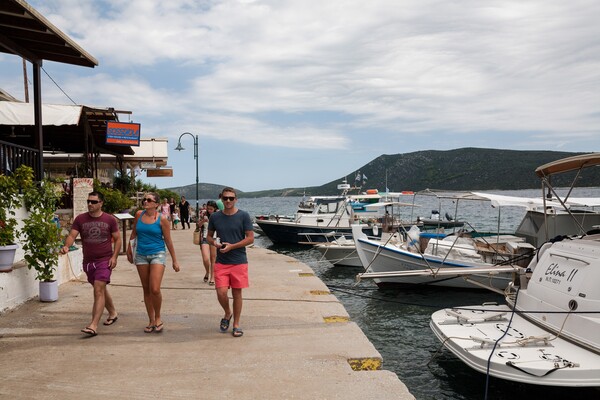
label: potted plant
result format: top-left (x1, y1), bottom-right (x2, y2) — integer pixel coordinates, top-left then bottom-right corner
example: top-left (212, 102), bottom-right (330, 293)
top-left (0, 165), bottom-right (32, 271)
top-left (21, 168), bottom-right (63, 301)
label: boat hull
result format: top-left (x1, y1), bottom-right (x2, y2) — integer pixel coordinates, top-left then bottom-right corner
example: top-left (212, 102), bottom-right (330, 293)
top-left (314, 243), bottom-right (362, 267)
top-left (431, 305), bottom-right (600, 386)
top-left (256, 219), bottom-right (377, 244)
top-left (354, 236), bottom-right (513, 290)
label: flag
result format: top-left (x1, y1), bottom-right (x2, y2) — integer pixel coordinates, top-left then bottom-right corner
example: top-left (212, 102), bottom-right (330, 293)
top-left (355, 171), bottom-right (361, 182)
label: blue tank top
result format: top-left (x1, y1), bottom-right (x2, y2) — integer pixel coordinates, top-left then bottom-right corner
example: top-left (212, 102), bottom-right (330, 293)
top-left (136, 211), bottom-right (165, 255)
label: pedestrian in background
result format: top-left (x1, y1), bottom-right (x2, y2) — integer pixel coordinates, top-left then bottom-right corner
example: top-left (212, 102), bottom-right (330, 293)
top-left (127, 192), bottom-right (180, 333)
top-left (207, 187), bottom-right (254, 337)
top-left (169, 197), bottom-right (176, 229)
top-left (215, 193), bottom-right (225, 211)
top-left (61, 191), bottom-right (120, 337)
top-left (179, 196), bottom-right (191, 229)
top-left (200, 200), bottom-right (218, 285)
top-left (160, 198), bottom-right (171, 226)
top-left (172, 206), bottom-right (180, 230)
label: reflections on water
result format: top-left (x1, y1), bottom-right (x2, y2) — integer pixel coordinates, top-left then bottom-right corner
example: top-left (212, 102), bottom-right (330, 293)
top-left (236, 188), bottom-right (600, 400)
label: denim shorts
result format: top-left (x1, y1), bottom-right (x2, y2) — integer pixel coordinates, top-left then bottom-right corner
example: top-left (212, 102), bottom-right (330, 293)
top-left (135, 251), bottom-right (166, 266)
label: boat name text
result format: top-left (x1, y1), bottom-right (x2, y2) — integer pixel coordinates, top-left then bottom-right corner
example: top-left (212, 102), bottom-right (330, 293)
top-left (544, 263), bottom-right (579, 285)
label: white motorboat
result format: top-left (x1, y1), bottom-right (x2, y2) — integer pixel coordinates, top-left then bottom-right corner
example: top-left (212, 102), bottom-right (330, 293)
top-left (353, 225), bottom-right (527, 289)
top-left (354, 184), bottom-right (600, 289)
top-left (255, 181), bottom-right (415, 244)
top-left (313, 201), bottom-right (418, 266)
top-left (255, 193), bottom-right (384, 244)
top-left (430, 152), bottom-right (600, 387)
top-left (314, 235), bottom-right (363, 267)
top-left (353, 191), bottom-right (541, 289)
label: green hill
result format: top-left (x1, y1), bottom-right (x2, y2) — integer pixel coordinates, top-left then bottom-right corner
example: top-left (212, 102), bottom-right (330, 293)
top-left (169, 148), bottom-right (600, 198)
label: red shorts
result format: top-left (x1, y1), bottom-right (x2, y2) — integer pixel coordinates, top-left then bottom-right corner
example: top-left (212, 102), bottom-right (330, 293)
top-left (214, 263), bottom-right (249, 289)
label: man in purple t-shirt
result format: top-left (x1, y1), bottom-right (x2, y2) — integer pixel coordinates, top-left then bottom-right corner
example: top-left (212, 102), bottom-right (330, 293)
top-left (61, 191), bottom-right (121, 337)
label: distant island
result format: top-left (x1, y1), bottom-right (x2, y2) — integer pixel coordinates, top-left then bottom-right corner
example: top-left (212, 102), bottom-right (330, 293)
top-left (167, 148), bottom-right (600, 199)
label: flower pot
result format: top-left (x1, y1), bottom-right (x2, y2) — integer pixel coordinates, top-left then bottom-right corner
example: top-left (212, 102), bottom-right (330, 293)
top-left (0, 244), bottom-right (18, 272)
top-left (39, 280), bottom-right (58, 302)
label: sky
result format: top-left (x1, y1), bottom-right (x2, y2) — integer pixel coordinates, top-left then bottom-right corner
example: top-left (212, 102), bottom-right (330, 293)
top-left (1, 0), bottom-right (599, 192)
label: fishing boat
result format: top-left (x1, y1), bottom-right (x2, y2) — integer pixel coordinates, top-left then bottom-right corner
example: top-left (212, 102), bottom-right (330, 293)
top-left (430, 153), bottom-right (600, 387)
top-left (255, 193), bottom-right (384, 244)
top-left (353, 191), bottom-right (539, 289)
top-left (255, 179), bottom-right (413, 244)
top-left (354, 181), bottom-right (600, 289)
top-left (314, 201), bottom-right (421, 267)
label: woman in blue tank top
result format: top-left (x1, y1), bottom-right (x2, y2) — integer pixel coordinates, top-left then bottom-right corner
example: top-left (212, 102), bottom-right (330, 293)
top-left (127, 192), bottom-right (180, 333)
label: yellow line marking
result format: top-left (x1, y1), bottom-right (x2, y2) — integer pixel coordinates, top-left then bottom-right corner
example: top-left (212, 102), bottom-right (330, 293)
top-left (310, 290), bottom-right (330, 295)
top-left (323, 316), bottom-right (349, 323)
top-left (298, 272), bottom-right (314, 277)
top-left (348, 357), bottom-right (382, 371)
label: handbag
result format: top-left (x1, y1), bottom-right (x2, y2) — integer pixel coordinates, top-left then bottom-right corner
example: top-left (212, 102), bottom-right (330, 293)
top-left (129, 238), bottom-right (137, 261)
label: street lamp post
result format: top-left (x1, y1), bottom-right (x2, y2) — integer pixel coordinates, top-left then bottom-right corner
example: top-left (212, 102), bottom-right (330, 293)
top-left (174, 132), bottom-right (199, 223)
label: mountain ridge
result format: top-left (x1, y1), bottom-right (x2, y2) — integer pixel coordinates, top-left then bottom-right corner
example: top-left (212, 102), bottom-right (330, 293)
top-left (167, 148), bottom-right (599, 198)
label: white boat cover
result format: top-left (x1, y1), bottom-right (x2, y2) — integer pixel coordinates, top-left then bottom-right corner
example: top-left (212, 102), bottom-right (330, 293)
top-left (471, 192), bottom-right (600, 209)
top-left (0, 102), bottom-right (83, 126)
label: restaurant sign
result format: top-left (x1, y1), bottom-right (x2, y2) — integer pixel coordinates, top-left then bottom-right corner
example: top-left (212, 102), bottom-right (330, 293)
top-left (106, 121), bottom-right (141, 146)
top-left (147, 168), bottom-right (173, 177)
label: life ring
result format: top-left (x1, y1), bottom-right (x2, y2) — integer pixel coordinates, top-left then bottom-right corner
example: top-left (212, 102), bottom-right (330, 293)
top-left (366, 189), bottom-right (378, 194)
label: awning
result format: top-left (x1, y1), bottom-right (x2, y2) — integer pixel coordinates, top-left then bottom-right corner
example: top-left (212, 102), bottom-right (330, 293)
top-left (0, 102), bottom-right (82, 125)
top-left (0, 0), bottom-right (98, 67)
top-left (535, 153), bottom-right (600, 178)
top-left (0, 102), bottom-right (134, 156)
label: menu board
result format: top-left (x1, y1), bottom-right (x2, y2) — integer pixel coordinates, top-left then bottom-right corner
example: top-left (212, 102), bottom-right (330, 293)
top-left (73, 178), bottom-right (94, 218)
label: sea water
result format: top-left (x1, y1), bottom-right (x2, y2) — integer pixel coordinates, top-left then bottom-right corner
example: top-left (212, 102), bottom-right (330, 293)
top-left (195, 188), bottom-right (600, 399)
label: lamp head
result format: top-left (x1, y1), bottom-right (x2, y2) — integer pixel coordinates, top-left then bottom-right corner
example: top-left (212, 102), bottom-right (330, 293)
top-left (174, 142), bottom-right (185, 151)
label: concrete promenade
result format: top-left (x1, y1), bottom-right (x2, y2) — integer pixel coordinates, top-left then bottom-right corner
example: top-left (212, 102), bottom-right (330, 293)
top-left (0, 228), bottom-right (413, 399)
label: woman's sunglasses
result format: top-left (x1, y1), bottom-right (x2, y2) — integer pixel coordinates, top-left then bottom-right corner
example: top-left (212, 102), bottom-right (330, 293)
top-left (142, 198), bottom-right (156, 203)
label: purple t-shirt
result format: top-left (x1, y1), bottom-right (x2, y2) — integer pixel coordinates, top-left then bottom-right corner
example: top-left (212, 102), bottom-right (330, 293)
top-left (72, 212), bottom-right (119, 263)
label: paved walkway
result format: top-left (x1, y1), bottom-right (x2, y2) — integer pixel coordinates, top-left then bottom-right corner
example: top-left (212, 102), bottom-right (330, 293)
top-left (0, 228), bottom-right (413, 399)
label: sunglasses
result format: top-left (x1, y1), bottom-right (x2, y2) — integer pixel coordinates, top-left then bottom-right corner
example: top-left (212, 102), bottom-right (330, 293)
top-left (87, 200), bottom-right (101, 204)
top-left (222, 196), bottom-right (236, 201)
top-left (142, 198), bottom-right (156, 203)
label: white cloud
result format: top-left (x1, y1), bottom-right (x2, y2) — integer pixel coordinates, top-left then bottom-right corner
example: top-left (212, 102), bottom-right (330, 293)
top-left (3, 0), bottom-right (599, 189)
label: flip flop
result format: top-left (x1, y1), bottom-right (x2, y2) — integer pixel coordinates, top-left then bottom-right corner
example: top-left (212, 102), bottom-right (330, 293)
top-left (81, 327), bottom-right (97, 336)
top-left (219, 314), bottom-right (232, 332)
top-left (154, 323), bottom-right (164, 333)
top-left (144, 325), bottom-right (155, 333)
top-left (209, 281), bottom-right (215, 286)
top-left (203, 274), bottom-right (209, 283)
top-left (232, 327), bottom-right (244, 337)
top-left (103, 316), bottom-right (118, 326)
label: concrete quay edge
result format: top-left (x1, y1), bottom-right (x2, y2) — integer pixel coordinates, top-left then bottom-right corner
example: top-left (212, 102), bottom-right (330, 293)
top-left (0, 228), bottom-right (414, 400)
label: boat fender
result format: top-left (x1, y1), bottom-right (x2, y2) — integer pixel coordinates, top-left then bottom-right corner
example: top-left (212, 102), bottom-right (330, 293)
top-left (505, 360), bottom-right (578, 377)
top-left (407, 225), bottom-right (421, 252)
